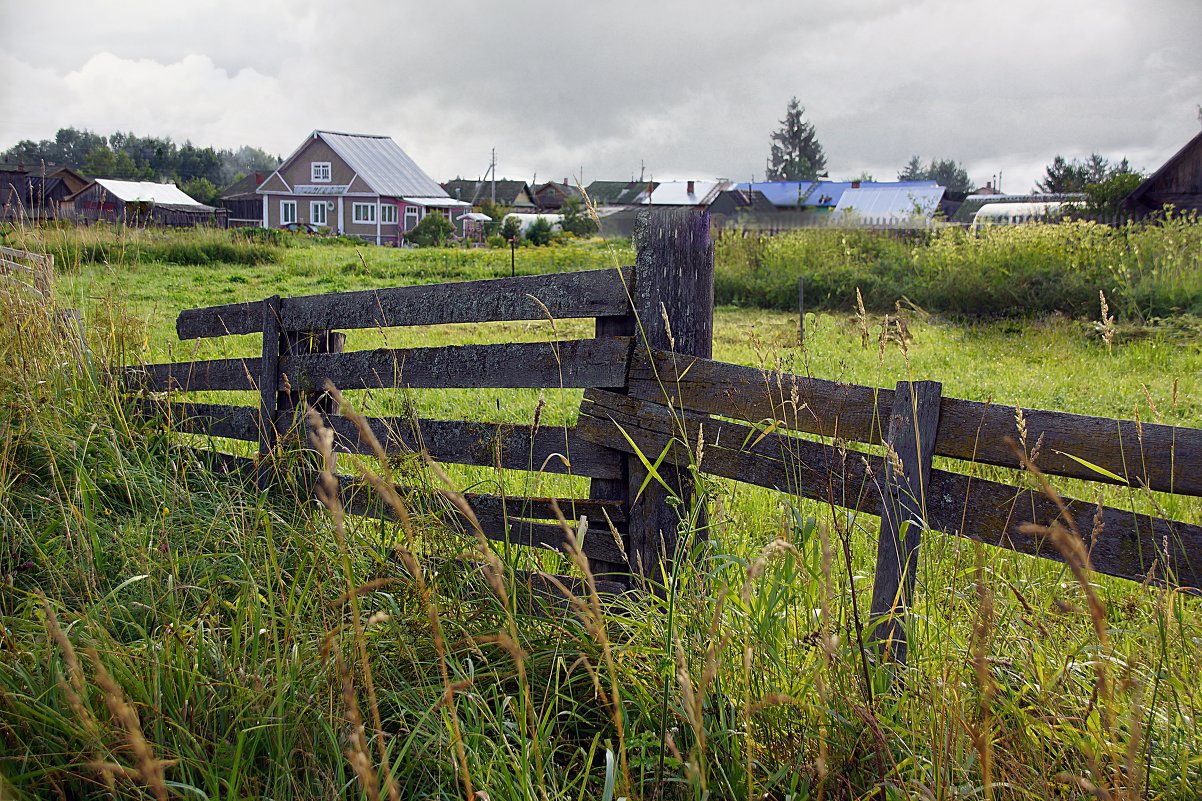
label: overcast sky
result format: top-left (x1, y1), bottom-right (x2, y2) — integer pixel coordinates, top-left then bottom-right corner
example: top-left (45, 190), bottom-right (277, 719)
top-left (2, 1), bottom-right (1200, 192)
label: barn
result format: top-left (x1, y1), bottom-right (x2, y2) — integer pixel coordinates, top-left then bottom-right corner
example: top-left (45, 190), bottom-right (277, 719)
top-left (69, 179), bottom-right (227, 227)
top-left (1125, 128), bottom-right (1202, 217)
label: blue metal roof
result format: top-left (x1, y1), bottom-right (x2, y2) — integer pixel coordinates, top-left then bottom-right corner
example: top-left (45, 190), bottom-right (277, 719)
top-left (735, 180), bottom-right (940, 209)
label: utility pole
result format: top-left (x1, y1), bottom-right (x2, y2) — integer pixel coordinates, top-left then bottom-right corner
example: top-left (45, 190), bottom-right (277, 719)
top-left (490, 147), bottom-right (497, 205)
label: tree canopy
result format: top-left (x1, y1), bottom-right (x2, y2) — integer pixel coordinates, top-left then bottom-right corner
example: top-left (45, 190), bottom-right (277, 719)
top-left (898, 156), bottom-right (975, 194)
top-left (1035, 153), bottom-right (1136, 194)
top-left (1, 127), bottom-right (278, 190)
top-left (765, 98), bottom-right (827, 181)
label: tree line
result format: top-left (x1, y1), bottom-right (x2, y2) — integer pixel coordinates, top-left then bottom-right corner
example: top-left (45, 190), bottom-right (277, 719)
top-left (0, 127), bottom-right (279, 206)
top-left (764, 96), bottom-right (1148, 209)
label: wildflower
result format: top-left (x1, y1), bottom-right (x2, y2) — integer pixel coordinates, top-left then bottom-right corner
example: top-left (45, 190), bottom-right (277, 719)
top-left (162, 506), bottom-right (170, 514)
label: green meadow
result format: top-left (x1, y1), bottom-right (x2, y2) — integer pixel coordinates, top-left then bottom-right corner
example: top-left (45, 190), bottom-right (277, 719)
top-left (2, 223), bottom-right (1201, 800)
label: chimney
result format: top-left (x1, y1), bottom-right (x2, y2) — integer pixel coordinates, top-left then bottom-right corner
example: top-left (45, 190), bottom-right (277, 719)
top-left (687, 180), bottom-right (695, 194)
top-left (852, 180), bottom-right (861, 189)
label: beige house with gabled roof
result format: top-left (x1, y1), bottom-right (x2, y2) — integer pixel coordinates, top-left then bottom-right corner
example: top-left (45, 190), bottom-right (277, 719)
top-left (257, 130), bottom-right (470, 244)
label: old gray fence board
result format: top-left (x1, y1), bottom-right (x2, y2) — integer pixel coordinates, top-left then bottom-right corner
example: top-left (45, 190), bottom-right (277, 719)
top-left (176, 267), bottom-right (633, 339)
top-left (578, 388), bottom-right (1202, 588)
top-left (281, 337), bottom-right (632, 391)
top-left (869, 380), bottom-right (943, 664)
top-left (628, 348), bottom-right (1202, 497)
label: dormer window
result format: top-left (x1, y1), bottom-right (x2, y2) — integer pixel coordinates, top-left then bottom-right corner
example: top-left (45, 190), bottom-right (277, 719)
top-left (311, 162), bottom-right (331, 183)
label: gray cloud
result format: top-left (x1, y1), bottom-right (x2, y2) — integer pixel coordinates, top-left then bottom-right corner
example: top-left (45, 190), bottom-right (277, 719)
top-left (2, 0), bottom-right (1199, 191)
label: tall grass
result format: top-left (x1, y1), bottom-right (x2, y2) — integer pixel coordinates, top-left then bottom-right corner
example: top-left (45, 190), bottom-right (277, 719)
top-left (716, 214), bottom-right (1202, 320)
top-left (2, 232), bottom-right (1201, 800)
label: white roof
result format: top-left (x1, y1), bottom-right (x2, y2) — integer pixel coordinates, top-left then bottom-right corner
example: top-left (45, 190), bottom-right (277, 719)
top-left (404, 196), bottom-right (471, 208)
top-left (93, 179), bottom-right (210, 208)
top-left (833, 186), bottom-right (945, 220)
top-left (636, 180), bottom-right (730, 206)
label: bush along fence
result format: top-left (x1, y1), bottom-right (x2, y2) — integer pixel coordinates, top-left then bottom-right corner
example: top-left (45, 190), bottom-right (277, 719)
top-left (125, 209), bottom-right (1202, 664)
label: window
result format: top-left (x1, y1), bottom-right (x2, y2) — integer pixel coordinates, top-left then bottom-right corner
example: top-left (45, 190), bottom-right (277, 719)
top-left (352, 202), bottom-right (376, 224)
top-left (404, 206), bottom-right (420, 230)
top-left (310, 200), bottom-right (327, 227)
top-left (380, 204), bottom-right (398, 225)
top-left (280, 200), bottom-right (297, 225)
top-left (311, 162), bottom-right (331, 183)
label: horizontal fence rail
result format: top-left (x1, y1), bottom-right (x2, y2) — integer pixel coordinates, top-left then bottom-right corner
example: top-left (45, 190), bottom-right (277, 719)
top-left (175, 267), bottom-right (634, 339)
top-left (629, 348), bottom-right (1202, 497)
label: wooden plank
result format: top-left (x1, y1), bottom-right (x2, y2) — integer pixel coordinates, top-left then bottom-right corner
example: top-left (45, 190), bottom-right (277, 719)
top-left (869, 380), bottom-right (943, 664)
top-left (175, 267), bottom-right (634, 339)
top-left (258, 296), bottom-right (282, 464)
top-left (322, 415), bottom-right (623, 479)
top-left (176, 300), bottom-right (264, 339)
top-left (588, 312), bottom-right (637, 580)
top-left (0, 246), bottom-right (48, 265)
top-left (578, 389), bottom-right (1202, 589)
top-left (0, 257), bottom-right (36, 274)
top-left (182, 450), bottom-right (627, 563)
top-left (281, 266), bottom-right (634, 331)
top-left (628, 348), bottom-right (1202, 497)
top-left (281, 337), bottom-right (632, 391)
top-left (125, 357), bottom-right (261, 392)
top-left (625, 209), bottom-right (714, 583)
top-left (135, 400), bottom-right (258, 442)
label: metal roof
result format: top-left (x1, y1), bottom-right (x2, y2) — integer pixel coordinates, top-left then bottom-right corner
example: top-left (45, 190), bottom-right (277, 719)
top-left (93, 179), bottom-right (211, 208)
top-left (735, 180), bottom-right (940, 209)
top-left (833, 186), bottom-right (946, 220)
top-left (317, 131), bottom-right (449, 199)
top-left (404, 196), bottom-right (471, 208)
top-left (635, 180), bottom-right (730, 206)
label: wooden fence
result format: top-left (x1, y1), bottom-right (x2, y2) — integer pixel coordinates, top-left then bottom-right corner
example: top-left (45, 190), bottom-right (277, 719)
top-left (0, 245), bottom-right (54, 300)
top-left (125, 209), bottom-right (1202, 661)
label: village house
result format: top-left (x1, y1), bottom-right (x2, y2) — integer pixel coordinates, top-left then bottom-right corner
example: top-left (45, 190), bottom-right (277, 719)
top-left (442, 178), bottom-right (536, 210)
top-left (1, 164), bottom-right (88, 222)
top-left (257, 130), bottom-right (469, 245)
top-left (218, 170), bottom-right (276, 227)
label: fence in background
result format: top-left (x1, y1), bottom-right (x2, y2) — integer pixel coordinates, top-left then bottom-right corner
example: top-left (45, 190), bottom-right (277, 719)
top-left (127, 209), bottom-right (1202, 663)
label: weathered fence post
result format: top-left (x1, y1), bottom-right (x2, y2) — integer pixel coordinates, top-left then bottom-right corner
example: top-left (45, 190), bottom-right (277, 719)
top-left (624, 208), bottom-right (714, 587)
top-left (256, 296), bottom-right (283, 489)
top-left (256, 293), bottom-right (345, 487)
top-left (868, 379), bottom-right (942, 665)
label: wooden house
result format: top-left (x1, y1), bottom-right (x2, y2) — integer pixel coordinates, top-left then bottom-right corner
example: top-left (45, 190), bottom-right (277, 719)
top-left (257, 130), bottom-right (469, 244)
top-left (1125, 128), bottom-right (1202, 216)
top-left (532, 180), bottom-right (583, 211)
top-left (218, 170), bottom-right (276, 227)
top-left (1, 164), bottom-right (89, 222)
top-left (442, 178), bottom-right (536, 210)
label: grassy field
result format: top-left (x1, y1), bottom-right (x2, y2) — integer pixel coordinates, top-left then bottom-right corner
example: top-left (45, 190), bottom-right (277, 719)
top-left (2, 225), bottom-right (1202, 800)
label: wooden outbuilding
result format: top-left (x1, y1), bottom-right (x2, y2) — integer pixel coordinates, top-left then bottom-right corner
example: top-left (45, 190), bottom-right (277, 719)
top-left (1125, 128), bottom-right (1202, 216)
top-left (69, 179), bottom-right (226, 227)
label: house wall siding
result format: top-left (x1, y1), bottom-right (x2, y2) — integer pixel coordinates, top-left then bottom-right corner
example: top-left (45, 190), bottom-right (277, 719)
top-left (279, 138), bottom-right (357, 187)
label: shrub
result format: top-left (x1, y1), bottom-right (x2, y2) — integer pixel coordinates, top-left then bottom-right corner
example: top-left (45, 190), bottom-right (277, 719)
top-left (499, 215), bottom-right (522, 242)
top-left (407, 212), bottom-right (456, 247)
top-left (525, 217), bottom-right (553, 246)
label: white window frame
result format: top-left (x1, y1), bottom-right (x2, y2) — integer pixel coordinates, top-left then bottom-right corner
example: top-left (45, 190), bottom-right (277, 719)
top-left (380, 204), bottom-right (398, 225)
top-left (280, 200), bottom-right (297, 225)
top-left (311, 162), bottom-right (331, 183)
top-left (310, 200), bottom-right (328, 227)
top-left (404, 206), bottom-right (421, 230)
top-left (352, 202), bottom-right (377, 224)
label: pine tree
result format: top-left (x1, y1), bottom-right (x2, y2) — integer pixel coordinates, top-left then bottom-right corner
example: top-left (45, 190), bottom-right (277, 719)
top-left (765, 98), bottom-right (827, 181)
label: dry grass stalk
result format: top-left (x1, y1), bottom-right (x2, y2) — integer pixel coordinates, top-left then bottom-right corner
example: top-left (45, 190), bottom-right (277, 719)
top-left (87, 648), bottom-right (170, 801)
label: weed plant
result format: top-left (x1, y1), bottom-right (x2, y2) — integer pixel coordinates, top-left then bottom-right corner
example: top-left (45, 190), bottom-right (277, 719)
top-left (716, 214), bottom-right (1202, 320)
